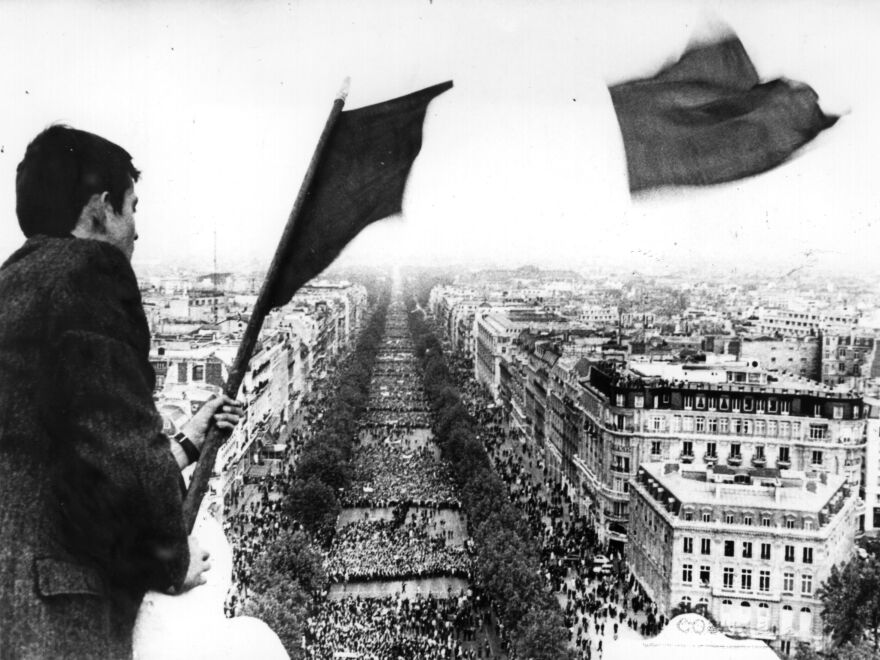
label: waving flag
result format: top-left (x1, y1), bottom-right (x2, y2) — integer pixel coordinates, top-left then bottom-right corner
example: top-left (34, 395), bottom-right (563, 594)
top-left (610, 35), bottom-right (837, 192)
top-left (269, 81), bottom-right (453, 307)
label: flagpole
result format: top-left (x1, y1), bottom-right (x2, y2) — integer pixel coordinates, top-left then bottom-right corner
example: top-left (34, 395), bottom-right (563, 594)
top-left (182, 78), bottom-right (351, 532)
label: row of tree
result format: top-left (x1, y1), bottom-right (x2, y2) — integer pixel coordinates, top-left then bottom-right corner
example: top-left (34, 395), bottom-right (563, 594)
top-left (407, 296), bottom-right (572, 660)
top-left (242, 285), bottom-right (391, 658)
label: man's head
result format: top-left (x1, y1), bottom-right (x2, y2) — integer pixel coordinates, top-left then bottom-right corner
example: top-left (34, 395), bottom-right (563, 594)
top-left (16, 125), bottom-right (141, 259)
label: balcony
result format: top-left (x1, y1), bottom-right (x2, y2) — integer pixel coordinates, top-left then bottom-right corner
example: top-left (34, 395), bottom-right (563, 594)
top-left (777, 458), bottom-right (791, 469)
top-left (680, 452), bottom-right (695, 464)
top-left (704, 452), bottom-right (718, 465)
top-left (727, 454), bottom-right (743, 466)
top-left (751, 456), bottom-right (767, 468)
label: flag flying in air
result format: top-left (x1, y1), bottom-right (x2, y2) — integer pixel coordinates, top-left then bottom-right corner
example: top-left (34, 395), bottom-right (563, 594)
top-left (610, 35), bottom-right (837, 192)
top-left (269, 80), bottom-right (453, 308)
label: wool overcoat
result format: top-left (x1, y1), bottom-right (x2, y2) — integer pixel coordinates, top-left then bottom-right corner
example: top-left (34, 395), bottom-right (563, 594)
top-left (0, 236), bottom-right (190, 659)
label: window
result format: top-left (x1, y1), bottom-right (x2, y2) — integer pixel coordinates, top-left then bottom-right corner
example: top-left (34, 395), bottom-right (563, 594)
top-left (804, 519), bottom-right (813, 531)
top-left (741, 569), bottom-right (752, 590)
top-left (813, 404), bottom-right (822, 417)
top-left (725, 514), bottom-right (735, 525)
top-left (755, 420), bottom-right (766, 436)
top-left (724, 540), bottom-right (735, 557)
top-left (615, 394), bottom-right (625, 407)
top-left (761, 543), bottom-right (771, 560)
top-left (785, 545), bottom-right (795, 561)
top-left (672, 415), bottom-right (682, 432)
top-left (708, 396), bottom-right (717, 410)
top-left (779, 446), bottom-right (790, 463)
top-left (734, 418), bottom-right (743, 434)
top-left (683, 441), bottom-right (693, 457)
top-left (683, 537), bottom-right (693, 553)
top-left (755, 445), bottom-right (765, 459)
top-left (683, 417), bottom-right (694, 432)
top-left (695, 417), bottom-right (705, 432)
top-left (682, 564), bottom-right (693, 583)
top-left (768, 420), bottom-right (777, 436)
top-left (695, 395), bottom-right (706, 410)
top-left (730, 443), bottom-right (741, 457)
top-left (634, 394), bottom-right (644, 409)
top-left (759, 570), bottom-right (770, 592)
top-left (701, 538), bottom-right (711, 555)
top-left (792, 422), bottom-right (801, 437)
top-left (732, 398), bottom-right (741, 412)
top-left (811, 450), bottom-right (823, 466)
top-left (803, 548), bottom-right (813, 564)
top-left (780, 400), bottom-right (791, 414)
top-left (762, 516), bottom-right (771, 527)
top-left (723, 567), bottom-right (735, 588)
top-left (744, 397), bottom-right (753, 412)
top-left (742, 420), bottom-right (752, 435)
top-left (833, 405), bottom-right (844, 420)
top-left (708, 418), bottom-right (718, 433)
top-left (702, 511), bottom-right (712, 523)
top-left (783, 572), bottom-right (795, 593)
top-left (706, 442), bottom-right (717, 457)
top-left (684, 395), bottom-right (694, 410)
top-left (651, 441), bottom-right (661, 456)
top-left (652, 416), bottom-right (663, 432)
top-left (756, 399), bottom-right (766, 413)
top-left (742, 542), bottom-right (753, 558)
top-left (786, 518), bottom-right (796, 529)
top-left (192, 364), bottom-right (204, 381)
top-left (768, 399), bottom-right (778, 413)
top-left (780, 421), bottom-right (790, 437)
top-left (743, 515), bottom-right (753, 526)
top-left (700, 565), bottom-right (711, 585)
top-left (720, 396), bottom-right (730, 411)
top-left (809, 425), bottom-right (827, 440)
top-left (720, 418), bottom-right (729, 433)
top-left (801, 574), bottom-right (813, 595)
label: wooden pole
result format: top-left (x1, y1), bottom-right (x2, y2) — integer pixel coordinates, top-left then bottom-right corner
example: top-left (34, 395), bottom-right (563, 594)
top-left (182, 79), bottom-right (350, 532)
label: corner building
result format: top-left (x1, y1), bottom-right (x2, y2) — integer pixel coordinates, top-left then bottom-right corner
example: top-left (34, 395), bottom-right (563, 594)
top-left (577, 361), bottom-right (867, 550)
top-left (628, 463), bottom-right (859, 655)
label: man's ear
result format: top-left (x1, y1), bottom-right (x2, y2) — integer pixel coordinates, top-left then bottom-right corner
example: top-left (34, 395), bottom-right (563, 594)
top-left (77, 192), bottom-right (110, 234)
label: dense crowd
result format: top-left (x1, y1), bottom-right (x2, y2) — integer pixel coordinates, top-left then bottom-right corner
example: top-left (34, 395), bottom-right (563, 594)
top-left (304, 594), bottom-right (491, 660)
top-left (325, 519), bottom-right (472, 583)
top-left (343, 443), bottom-right (460, 507)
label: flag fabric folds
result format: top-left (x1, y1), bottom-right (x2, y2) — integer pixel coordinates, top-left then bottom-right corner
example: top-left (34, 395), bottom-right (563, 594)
top-left (269, 80), bottom-right (453, 308)
top-left (610, 36), bottom-right (837, 192)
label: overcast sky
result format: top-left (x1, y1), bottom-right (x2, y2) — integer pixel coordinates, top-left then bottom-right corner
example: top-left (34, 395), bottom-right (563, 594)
top-left (0, 0), bottom-right (876, 275)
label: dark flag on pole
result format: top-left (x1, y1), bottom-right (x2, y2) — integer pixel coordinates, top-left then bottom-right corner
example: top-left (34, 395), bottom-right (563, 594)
top-left (268, 80), bottom-right (453, 307)
top-left (610, 35), bottom-right (837, 192)
top-left (183, 79), bottom-right (452, 529)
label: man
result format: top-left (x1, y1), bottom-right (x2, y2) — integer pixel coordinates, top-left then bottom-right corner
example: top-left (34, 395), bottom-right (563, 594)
top-left (0, 125), bottom-right (242, 658)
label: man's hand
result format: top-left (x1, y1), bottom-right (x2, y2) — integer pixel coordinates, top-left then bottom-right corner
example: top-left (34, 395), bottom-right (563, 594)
top-left (181, 395), bottom-right (244, 450)
top-left (178, 535), bottom-right (211, 592)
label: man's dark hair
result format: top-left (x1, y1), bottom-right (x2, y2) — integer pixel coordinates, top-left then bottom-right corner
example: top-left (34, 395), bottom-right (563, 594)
top-left (15, 125), bottom-right (140, 237)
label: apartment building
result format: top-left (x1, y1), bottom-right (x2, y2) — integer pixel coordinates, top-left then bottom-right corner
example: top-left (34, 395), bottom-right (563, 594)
top-left (629, 462), bottom-right (859, 655)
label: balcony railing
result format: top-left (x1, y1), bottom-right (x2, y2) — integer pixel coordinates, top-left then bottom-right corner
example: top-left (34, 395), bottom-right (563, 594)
top-left (751, 456), bottom-right (767, 467)
top-left (704, 452), bottom-right (718, 464)
top-left (777, 458), bottom-right (791, 469)
top-left (680, 452), bottom-right (695, 464)
top-left (727, 454), bottom-right (743, 466)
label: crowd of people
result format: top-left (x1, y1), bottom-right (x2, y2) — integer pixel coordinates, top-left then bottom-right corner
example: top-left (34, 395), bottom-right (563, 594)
top-left (325, 519), bottom-right (472, 583)
top-left (448, 352), bottom-right (666, 658)
top-left (343, 443), bottom-right (460, 507)
top-left (304, 593), bottom-right (492, 660)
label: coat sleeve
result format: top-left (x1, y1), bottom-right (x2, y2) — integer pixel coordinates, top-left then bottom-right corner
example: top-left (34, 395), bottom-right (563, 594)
top-left (47, 271), bottom-right (189, 595)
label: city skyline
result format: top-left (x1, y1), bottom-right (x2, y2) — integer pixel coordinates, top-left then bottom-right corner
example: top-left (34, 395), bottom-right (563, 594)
top-left (0, 1), bottom-right (877, 275)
